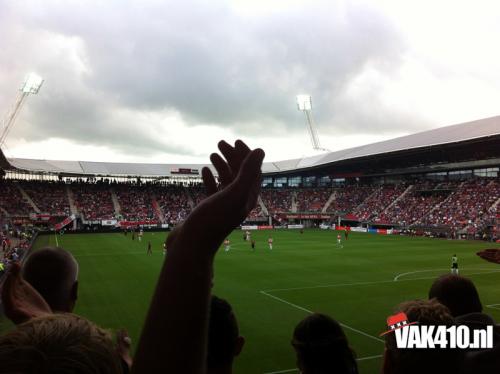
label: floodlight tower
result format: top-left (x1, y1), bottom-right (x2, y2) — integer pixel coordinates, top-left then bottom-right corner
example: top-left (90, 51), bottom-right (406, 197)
top-left (0, 73), bottom-right (44, 148)
top-left (296, 95), bottom-right (329, 152)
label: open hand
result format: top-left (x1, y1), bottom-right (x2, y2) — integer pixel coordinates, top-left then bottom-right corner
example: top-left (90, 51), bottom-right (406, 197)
top-left (168, 140), bottom-right (265, 256)
top-left (1, 263), bottom-right (52, 324)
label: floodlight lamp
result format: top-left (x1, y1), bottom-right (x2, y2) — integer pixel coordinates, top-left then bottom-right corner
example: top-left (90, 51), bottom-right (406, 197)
top-left (296, 94), bottom-right (312, 111)
top-left (21, 73), bottom-right (44, 94)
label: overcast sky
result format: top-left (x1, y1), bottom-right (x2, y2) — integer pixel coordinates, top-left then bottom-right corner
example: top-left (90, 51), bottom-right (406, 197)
top-left (1, 0), bottom-right (499, 164)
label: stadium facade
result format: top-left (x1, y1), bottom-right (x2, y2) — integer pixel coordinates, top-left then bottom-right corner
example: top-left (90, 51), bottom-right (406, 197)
top-left (0, 116), bottom-right (499, 238)
top-left (1, 115), bottom-right (499, 183)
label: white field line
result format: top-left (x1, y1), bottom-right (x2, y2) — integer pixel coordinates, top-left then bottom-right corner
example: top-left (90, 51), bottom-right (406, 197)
top-left (54, 232), bottom-right (59, 247)
top-left (260, 291), bottom-right (384, 344)
top-left (393, 268), bottom-right (451, 281)
top-left (486, 304), bottom-right (500, 311)
top-left (263, 369), bottom-right (297, 374)
top-left (73, 251), bottom-right (149, 258)
top-left (263, 354), bottom-right (383, 374)
top-left (357, 354), bottom-right (383, 361)
top-left (263, 268), bottom-right (500, 293)
top-left (260, 269), bottom-right (500, 356)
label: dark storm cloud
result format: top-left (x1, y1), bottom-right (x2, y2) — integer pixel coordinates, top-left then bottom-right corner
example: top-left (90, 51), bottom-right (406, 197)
top-left (78, 1), bottom-right (411, 133)
top-left (0, 0), bottom-right (421, 155)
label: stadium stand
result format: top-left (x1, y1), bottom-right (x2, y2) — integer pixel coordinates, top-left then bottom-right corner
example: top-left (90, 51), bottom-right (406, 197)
top-left (419, 179), bottom-right (500, 233)
top-left (0, 180), bottom-right (32, 216)
top-left (260, 188), bottom-right (293, 213)
top-left (295, 188), bottom-right (332, 212)
top-left (19, 180), bottom-right (70, 216)
top-left (353, 184), bottom-right (408, 222)
top-left (153, 184), bottom-right (191, 224)
top-left (1, 178), bottom-right (497, 236)
top-left (114, 183), bottom-right (156, 222)
top-left (0, 116), bottom-right (498, 238)
top-left (381, 181), bottom-right (449, 226)
top-left (71, 181), bottom-right (115, 221)
top-left (327, 186), bottom-right (376, 215)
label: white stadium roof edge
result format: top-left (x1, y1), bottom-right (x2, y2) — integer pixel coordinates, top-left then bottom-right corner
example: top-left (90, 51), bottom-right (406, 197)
top-left (1, 115), bottom-right (499, 178)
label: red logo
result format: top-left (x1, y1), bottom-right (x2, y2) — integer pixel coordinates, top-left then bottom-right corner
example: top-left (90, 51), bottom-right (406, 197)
top-left (380, 312), bottom-right (418, 336)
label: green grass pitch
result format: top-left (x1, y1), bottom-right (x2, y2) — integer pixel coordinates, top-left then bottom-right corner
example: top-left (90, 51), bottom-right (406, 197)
top-left (3, 230), bottom-right (500, 373)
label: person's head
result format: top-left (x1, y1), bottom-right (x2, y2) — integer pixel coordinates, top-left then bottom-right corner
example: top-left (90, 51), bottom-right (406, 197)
top-left (0, 313), bottom-right (122, 373)
top-left (22, 246), bottom-right (78, 312)
top-left (428, 274), bottom-right (482, 317)
top-left (383, 299), bottom-right (463, 374)
top-left (207, 295), bottom-right (244, 373)
top-left (292, 313), bottom-right (358, 374)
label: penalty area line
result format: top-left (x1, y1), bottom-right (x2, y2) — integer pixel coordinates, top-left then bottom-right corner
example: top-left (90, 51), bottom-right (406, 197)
top-left (259, 291), bottom-right (384, 344)
top-left (263, 354), bottom-right (383, 374)
top-left (393, 268), bottom-right (451, 281)
top-left (263, 268), bottom-right (500, 293)
top-left (393, 268), bottom-right (500, 282)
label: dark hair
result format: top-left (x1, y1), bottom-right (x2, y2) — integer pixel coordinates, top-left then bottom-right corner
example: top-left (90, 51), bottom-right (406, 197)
top-left (428, 274), bottom-right (482, 317)
top-left (292, 313), bottom-right (358, 374)
top-left (22, 246), bottom-right (78, 312)
top-left (207, 295), bottom-right (239, 369)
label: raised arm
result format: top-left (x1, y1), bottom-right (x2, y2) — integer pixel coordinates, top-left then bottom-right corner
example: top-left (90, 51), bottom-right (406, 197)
top-left (132, 140), bottom-right (264, 374)
top-left (1, 263), bottom-right (52, 324)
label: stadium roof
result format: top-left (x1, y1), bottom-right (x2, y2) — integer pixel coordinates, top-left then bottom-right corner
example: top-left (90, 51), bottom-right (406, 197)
top-left (1, 115), bottom-right (499, 177)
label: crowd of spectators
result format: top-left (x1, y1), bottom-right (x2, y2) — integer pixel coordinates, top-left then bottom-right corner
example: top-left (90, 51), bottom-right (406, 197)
top-left (381, 182), bottom-right (449, 226)
top-left (1, 226), bottom-right (35, 275)
top-left (245, 205), bottom-right (265, 220)
top-left (1, 177), bottom-right (499, 230)
top-left (153, 184), bottom-right (191, 224)
top-left (260, 188), bottom-right (292, 213)
top-left (20, 181), bottom-right (70, 216)
top-left (1, 141), bottom-right (498, 374)
top-left (327, 186), bottom-right (376, 214)
top-left (354, 184), bottom-right (407, 222)
top-left (71, 182), bottom-right (115, 221)
top-left (0, 181), bottom-right (32, 216)
top-left (420, 179), bottom-right (500, 233)
top-left (114, 184), bottom-right (156, 221)
top-left (295, 187), bottom-right (332, 212)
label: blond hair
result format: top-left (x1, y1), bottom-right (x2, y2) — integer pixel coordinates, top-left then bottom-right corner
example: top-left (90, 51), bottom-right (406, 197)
top-left (0, 313), bottom-right (122, 373)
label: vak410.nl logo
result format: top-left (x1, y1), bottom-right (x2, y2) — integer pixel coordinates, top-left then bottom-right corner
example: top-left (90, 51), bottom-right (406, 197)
top-left (380, 312), bottom-right (493, 349)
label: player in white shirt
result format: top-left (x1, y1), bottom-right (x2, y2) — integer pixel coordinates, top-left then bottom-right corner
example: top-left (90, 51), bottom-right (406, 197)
top-left (138, 228), bottom-right (143, 242)
top-left (451, 254), bottom-right (458, 274)
top-left (224, 238), bottom-right (231, 252)
top-left (268, 237), bottom-right (273, 250)
top-left (245, 230), bottom-right (251, 241)
top-left (336, 234), bottom-right (343, 248)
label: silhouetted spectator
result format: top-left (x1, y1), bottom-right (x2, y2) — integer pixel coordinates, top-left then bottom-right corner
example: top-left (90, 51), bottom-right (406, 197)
top-left (22, 246), bottom-right (79, 313)
top-left (292, 313), bottom-right (358, 374)
top-left (428, 274), bottom-right (482, 317)
top-left (207, 295), bottom-right (245, 373)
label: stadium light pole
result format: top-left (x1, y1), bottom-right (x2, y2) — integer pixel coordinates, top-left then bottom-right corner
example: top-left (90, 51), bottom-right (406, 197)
top-left (296, 95), bottom-right (329, 152)
top-left (0, 73), bottom-right (44, 148)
